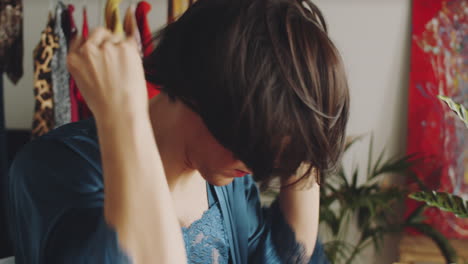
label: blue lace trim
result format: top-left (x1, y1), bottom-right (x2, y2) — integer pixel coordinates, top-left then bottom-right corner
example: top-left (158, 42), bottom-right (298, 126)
top-left (181, 202), bottom-right (229, 264)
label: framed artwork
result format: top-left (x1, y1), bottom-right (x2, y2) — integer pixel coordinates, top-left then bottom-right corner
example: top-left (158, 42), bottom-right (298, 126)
top-left (407, 0), bottom-right (468, 238)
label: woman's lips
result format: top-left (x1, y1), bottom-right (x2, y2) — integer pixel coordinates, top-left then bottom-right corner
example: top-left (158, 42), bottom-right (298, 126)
top-left (233, 169), bottom-right (250, 178)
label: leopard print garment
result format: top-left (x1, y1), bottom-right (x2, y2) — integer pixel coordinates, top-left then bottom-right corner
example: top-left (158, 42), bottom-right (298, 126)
top-left (31, 13), bottom-right (58, 139)
top-left (0, 0), bottom-right (23, 84)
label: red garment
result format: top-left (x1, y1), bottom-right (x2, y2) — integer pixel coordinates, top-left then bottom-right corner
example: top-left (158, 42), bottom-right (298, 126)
top-left (135, 1), bottom-right (153, 57)
top-left (82, 7), bottom-right (88, 37)
top-left (146, 82), bottom-right (160, 98)
top-left (76, 7), bottom-right (93, 120)
top-left (67, 4), bottom-right (80, 122)
top-left (136, 1), bottom-right (160, 99)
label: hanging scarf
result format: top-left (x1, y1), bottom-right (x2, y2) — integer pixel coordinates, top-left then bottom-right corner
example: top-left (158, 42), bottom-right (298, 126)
top-left (51, 1), bottom-right (71, 128)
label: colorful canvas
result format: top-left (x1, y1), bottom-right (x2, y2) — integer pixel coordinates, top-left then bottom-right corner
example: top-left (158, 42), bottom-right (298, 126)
top-left (407, 0), bottom-right (468, 238)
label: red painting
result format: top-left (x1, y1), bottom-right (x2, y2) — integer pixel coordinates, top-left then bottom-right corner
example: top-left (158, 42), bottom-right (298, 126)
top-left (407, 0), bottom-right (468, 238)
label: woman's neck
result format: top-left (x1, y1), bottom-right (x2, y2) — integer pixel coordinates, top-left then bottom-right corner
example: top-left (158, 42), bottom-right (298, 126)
top-left (148, 94), bottom-right (202, 192)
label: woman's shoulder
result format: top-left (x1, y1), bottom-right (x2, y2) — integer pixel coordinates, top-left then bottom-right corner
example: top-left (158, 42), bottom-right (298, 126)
top-left (11, 118), bottom-right (101, 175)
top-left (9, 119), bottom-right (104, 205)
top-left (42, 118), bottom-right (98, 143)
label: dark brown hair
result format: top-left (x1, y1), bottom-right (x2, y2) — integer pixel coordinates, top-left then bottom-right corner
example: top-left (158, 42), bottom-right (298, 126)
top-left (144, 0), bottom-right (350, 186)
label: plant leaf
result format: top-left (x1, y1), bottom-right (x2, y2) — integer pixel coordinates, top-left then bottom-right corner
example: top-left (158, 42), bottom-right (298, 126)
top-left (407, 170), bottom-right (429, 191)
top-left (405, 204), bottom-right (427, 224)
top-left (438, 95), bottom-right (468, 128)
top-left (351, 166), bottom-right (359, 188)
top-left (370, 148), bottom-right (386, 180)
top-left (406, 222), bottom-right (458, 263)
top-left (367, 134), bottom-right (374, 177)
top-left (324, 240), bottom-right (356, 264)
top-left (409, 191), bottom-right (468, 218)
top-left (371, 154), bottom-right (416, 180)
top-left (337, 168), bottom-right (349, 188)
top-left (344, 135), bottom-right (366, 152)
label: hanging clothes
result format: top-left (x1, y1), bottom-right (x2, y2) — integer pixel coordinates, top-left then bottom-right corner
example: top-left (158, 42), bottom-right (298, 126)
top-left (105, 0), bottom-right (123, 34)
top-left (82, 7), bottom-right (89, 37)
top-left (65, 4), bottom-right (80, 123)
top-left (75, 7), bottom-right (92, 121)
top-left (31, 13), bottom-right (59, 139)
top-left (135, 1), bottom-right (153, 58)
top-left (0, 0), bottom-right (23, 84)
top-left (128, 4), bottom-right (143, 58)
top-left (61, 4), bottom-right (76, 45)
top-left (135, 1), bottom-right (160, 99)
top-left (168, 0), bottom-right (190, 24)
top-left (51, 1), bottom-right (71, 128)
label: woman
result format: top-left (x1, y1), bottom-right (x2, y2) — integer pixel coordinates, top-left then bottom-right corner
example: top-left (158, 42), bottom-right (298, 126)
top-left (7, 0), bottom-right (349, 263)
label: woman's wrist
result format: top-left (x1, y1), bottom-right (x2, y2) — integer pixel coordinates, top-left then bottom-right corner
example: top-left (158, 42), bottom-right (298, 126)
top-left (94, 102), bottom-right (150, 128)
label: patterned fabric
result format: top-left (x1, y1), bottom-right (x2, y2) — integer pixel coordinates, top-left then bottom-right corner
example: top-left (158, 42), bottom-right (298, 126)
top-left (182, 202), bottom-right (229, 264)
top-left (105, 0), bottom-right (123, 34)
top-left (65, 4), bottom-right (80, 123)
top-left (51, 1), bottom-right (71, 128)
top-left (31, 14), bottom-right (58, 139)
top-left (0, 0), bottom-right (23, 84)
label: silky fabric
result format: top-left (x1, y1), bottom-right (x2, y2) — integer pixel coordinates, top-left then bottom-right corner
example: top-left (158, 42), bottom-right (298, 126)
top-left (135, 1), bottom-right (153, 57)
top-left (168, 0), bottom-right (190, 23)
top-left (105, 0), bottom-right (123, 34)
top-left (51, 1), bottom-right (71, 128)
top-left (0, 0), bottom-right (23, 84)
top-left (8, 118), bottom-right (329, 264)
top-left (31, 14), bottom-right (59, 139)
top-left (76, 7), bottom-right (92, 121)
top-left (135, 1), bottom-right (160, 99)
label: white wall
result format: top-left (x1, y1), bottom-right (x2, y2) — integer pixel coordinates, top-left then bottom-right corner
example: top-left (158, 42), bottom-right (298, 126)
top-left (3, 0), bottom-right (167, 130)
top-left (314, 0), bottom-right (411, 158)
top-left (313, 0), bottom-right (412, 263)
top-left (4, 0), bottom-right (412, 262)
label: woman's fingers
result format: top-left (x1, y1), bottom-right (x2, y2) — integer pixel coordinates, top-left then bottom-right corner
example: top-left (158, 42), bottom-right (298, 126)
top-left (69, 12), bottom-right (138, 57)
top-left (69, 34), bottom-right (84, 53)
top-left (88, 27), bottom-right (119, 47)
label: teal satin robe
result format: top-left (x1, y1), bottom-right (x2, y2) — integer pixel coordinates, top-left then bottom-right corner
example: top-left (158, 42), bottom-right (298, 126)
top-left (7, 118), bottom-right (328, 264)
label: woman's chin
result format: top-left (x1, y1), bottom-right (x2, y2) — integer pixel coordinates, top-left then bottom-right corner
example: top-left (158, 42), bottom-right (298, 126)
top-left (205, 174), bottom-right (236, 187)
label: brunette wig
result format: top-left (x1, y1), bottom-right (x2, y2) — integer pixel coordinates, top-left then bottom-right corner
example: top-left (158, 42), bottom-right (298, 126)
top-left (144, 0), bottom-right (350, 187)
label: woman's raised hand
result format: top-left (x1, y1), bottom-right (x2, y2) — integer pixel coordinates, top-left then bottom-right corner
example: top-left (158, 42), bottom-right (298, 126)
top-left (67, 7), bottom-right (148, 121)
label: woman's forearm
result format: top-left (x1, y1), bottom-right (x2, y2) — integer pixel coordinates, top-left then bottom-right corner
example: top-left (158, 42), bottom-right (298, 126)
top-left (279, 168), bottom-right (320, 257)
top-left (95, 110), bottom-right (187, 264)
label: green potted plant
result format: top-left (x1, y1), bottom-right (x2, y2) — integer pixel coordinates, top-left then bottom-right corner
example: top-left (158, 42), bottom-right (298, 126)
top-left (319, 136), bottom-right (456, 263)
top-left (263, 134), bottom-right (457, 263)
